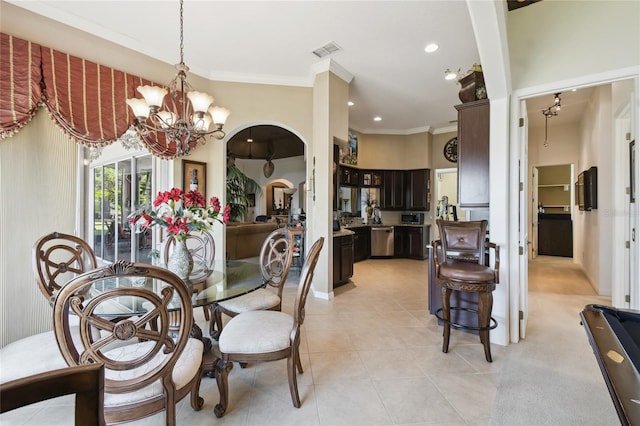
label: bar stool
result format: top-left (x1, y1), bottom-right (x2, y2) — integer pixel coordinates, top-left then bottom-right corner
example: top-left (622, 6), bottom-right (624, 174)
top-left (432, 219), bottom-right (500, 362)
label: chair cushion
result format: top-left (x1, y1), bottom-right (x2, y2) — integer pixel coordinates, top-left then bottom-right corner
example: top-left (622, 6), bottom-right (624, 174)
top-left (219, 311), bottom-right (293, 355)
top-left (439, 261), bottom-right (495, 282)
top-left (217, 288), bottom-right (280, 313)
top-left (0, 331), bottom-right (67, 383)
top-left (103, 337), bottom-right (203, 407)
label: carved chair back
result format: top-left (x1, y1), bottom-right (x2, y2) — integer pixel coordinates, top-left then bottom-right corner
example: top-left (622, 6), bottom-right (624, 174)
top-left (164, 231), bottom-right (215, 273)
top-left (33, 231), bottom-right (98, 301)
top-left (436, 219), bottom-right (488, 264)
top-left (259, 228), bottom-right (294, 297)
top-left (52, 260), bottom-right (200, 423)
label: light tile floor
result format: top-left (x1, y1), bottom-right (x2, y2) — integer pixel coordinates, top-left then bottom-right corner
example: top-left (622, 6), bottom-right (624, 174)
top-left (0, 256), bottom-right (610, 425)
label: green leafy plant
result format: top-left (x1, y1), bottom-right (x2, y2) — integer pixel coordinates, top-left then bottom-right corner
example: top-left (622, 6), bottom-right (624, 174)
top-left (227, 163), bottom-right (263, 222)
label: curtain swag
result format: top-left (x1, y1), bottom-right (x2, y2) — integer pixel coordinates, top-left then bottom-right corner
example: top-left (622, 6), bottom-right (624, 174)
top-left (0, 32), bottom-right (183, 158)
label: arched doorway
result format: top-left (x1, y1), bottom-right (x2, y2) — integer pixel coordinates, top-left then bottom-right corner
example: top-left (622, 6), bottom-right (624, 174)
top-left (226, 124), bottom-right (306, 224)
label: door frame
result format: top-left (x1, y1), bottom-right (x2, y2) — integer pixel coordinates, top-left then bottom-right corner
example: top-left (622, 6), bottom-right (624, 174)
top-left (510, 67), bottom-right (639, 343)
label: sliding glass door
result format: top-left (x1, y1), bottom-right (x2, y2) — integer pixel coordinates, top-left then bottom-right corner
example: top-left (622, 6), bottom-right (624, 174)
top-left (92, 155), bottom-right (153, 263)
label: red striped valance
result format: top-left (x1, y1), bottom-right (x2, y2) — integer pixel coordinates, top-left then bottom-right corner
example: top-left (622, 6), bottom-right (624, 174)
top-left (0, 32), bottom-right (185, 158)
top-left (40, 45), bottom-right (134, 146)
top-left (0, 33), bottom-right (42, 138)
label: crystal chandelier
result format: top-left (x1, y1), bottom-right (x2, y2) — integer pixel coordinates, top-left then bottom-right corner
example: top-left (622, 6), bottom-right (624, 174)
top-left (126, 0), bottom-right (230, 156)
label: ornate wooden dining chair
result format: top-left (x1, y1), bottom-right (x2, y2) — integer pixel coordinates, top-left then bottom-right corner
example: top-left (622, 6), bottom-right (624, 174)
top-left (211, 228), bottom-right (294, 339)
top-left (52, 260), bottom-right (204, 425)
top-left (164, 230), bottom-right (215, 320)
top-left (213, 237), bottom-right (324, 417)
top-left (0, 363), bottom-right (105, 426)
top-left (432, 219), bottom-right (499, 362)
top-left (32, 231), bottom-right (98, 302)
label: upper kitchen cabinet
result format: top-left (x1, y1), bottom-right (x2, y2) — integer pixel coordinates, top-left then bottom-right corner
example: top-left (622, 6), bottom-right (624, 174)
top-left (339, 165), bottom-right (360, 187)
top-left (380, 170), bottom-right (405, 210)
top-left (405, 169), bottom-right (431, 211)
top-left (456, 99), bottom-right (489, 208)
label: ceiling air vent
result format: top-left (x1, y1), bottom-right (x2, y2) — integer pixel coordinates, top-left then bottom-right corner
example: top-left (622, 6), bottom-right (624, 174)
top-left (312, 42), bottom-right (341, 58)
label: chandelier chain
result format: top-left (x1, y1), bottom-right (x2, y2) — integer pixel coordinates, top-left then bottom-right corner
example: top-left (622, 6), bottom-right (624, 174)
top-left (125, 0), bottom-right (230, 157)
top-left (179, 0), bottom-right (184, 65)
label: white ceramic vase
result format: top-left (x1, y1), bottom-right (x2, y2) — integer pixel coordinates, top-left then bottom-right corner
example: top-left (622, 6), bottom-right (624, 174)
top-left (167, 239), bottom-right (193, 280)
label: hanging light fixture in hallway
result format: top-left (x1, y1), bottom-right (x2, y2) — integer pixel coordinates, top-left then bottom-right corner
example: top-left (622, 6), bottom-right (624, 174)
top-left (542, 93), bottom-right (561, 147)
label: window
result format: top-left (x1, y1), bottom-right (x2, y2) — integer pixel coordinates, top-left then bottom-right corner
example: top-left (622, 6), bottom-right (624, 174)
top-left (92, 155), bottom-right (153, 263)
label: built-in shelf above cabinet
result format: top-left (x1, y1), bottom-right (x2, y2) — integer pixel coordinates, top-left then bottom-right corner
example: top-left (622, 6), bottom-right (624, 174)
top-left (536, 164), bottom-right (573, 215)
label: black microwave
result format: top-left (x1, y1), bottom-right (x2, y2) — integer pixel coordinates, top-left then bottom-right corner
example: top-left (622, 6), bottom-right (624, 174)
top-left (400, 213), bottom-right (424, 224)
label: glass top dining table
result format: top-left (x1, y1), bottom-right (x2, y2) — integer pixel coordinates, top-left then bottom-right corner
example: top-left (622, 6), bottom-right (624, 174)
top-left (90, 259), bottom-right (265, 317)
top-left (188, 259), bottom-right (265, 308)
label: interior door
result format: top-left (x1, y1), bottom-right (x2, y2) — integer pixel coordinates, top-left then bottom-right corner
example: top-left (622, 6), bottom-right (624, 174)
top-left (531, 167), bottom-right (539, 259)
top-left (519, 99), bottom-right (529, 339)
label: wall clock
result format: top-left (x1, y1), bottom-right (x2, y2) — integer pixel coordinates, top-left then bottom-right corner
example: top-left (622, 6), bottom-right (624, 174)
top-left (444, 137), bottom-right (458, 163)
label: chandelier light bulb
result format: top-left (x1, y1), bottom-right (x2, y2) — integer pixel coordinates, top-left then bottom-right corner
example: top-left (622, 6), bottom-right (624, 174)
top-left (136, 85), bottom-right (167, 109)
top-left (157, 111), bottom-right (177, 128)
top-left (126, 98), bottom-right (150, 119)
top-left (210, 106), bottom-right (231, 127)
top-left (192, 114), bottom-right (211, 131)
top-left (187, 91), bottom-right (214, 113)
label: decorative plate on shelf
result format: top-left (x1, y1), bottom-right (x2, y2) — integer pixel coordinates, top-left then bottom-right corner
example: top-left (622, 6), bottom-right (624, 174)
top-left (444, 137), bottom-right (458, 163)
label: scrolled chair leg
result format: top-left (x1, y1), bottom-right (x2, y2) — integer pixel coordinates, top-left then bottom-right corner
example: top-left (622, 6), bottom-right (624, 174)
top-left (210, 305), bottom-right (223, 341)
top-left (190, 363), bottom-right (205, 411)
top-left (214, 358), bottom-right (233, 418)
top-left (287, 351), bottom-right (301, 408)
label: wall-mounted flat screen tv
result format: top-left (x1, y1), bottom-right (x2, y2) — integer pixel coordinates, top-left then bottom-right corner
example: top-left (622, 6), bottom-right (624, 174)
top-left (577, 171), bottom-right (586, 211)
top-left (577, 167), bottom-right (598, 211)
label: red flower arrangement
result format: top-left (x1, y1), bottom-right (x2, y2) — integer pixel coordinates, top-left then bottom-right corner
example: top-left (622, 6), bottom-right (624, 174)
top-left (129, 187), bottom-right (230, 242)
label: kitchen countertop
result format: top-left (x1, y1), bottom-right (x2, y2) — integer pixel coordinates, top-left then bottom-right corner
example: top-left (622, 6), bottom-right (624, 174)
top-left (333, 228), bottom-right (355, 237)
top-left (343, 223), bottom-right (431, 228)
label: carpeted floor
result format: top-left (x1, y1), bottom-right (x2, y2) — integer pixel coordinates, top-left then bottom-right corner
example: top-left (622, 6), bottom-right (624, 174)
top-left (490, 256), bottom-right (618, 425)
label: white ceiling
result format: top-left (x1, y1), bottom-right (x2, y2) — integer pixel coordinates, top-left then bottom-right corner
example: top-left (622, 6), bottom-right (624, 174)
top-left (525, 87), bottom-right (595, 130)
top-left (7, 0), bottom-right (484, 135)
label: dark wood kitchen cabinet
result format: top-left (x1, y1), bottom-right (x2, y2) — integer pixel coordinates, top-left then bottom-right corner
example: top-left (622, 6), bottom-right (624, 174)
top-left (394, 226), bottom-right (429, 259)
top-left (394, 226), bottom-right (409, 258)
top-left (361, 170), bottom-right (382, 187)
top-left (380, 170), bottom-right (405, 210)
top-left (405, 169), bottom-right (431, 211)
top-left (333, 233), bottom-right (354, 287)
top-left (352, 226), bottom-right (370, 262)
top-left (339, 165), bottom-right (360, 187)
top-left (456, 99), bottom-right (489, 208)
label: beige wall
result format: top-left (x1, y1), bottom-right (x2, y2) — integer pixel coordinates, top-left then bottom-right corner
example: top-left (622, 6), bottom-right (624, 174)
top-left (431, 131), bottom-right (458, 171)
top-left (507, 0), bottom-right (640, 91)
top-left (356, 131), bottom-right (431, 170)
top-left (576, 85), bottom-right (613, 296)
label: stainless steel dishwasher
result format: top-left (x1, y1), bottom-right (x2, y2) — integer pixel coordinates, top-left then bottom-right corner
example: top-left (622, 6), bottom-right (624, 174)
top-left (370, 226), bottom-right (394, 257)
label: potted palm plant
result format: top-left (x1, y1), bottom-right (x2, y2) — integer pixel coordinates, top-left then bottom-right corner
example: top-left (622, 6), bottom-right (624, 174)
top-left (227, 155), bottom-right (263, 222)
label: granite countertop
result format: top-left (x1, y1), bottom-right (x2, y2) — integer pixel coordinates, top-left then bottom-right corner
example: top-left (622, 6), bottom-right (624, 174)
top-left (392, 223), bottom-right (431, 228)
top-left (342, 223), bottom-right (431, 228)
top-left (333, 228), bottom-right (355, 237)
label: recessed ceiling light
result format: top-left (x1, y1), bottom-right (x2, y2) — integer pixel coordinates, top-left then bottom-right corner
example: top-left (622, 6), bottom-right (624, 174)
top-left (373, 116), bottom-right (382, 122)
top-left (348, 101), bottom-right (354, 106)
top-left (424, 43), bottom-right (439, 53)
top-left (444, 68), bottom-right (458, 80)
